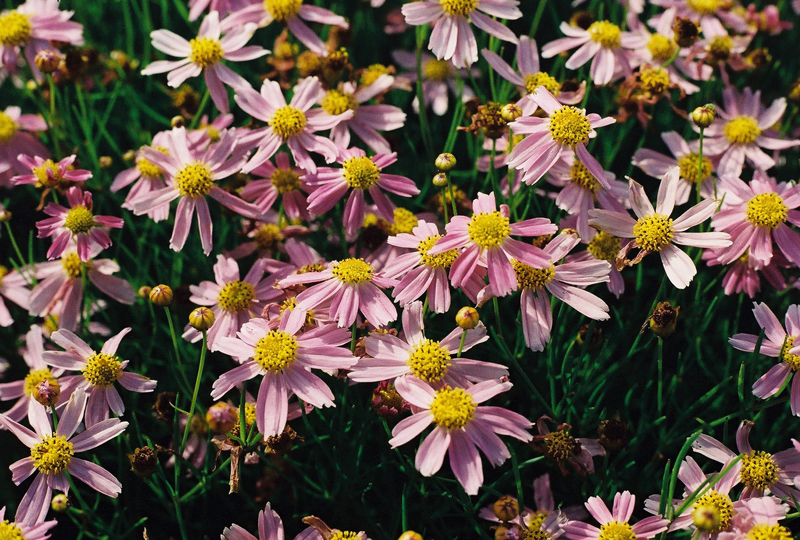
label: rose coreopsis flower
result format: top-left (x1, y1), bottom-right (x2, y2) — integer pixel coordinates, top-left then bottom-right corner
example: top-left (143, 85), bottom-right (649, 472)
top-left (392, 49), bottom-right (476, 116)
top-left (649, 0), bottom-right (747, 38)
top-left (0, 106), bottom-right (48, 185)
top-left (0, 264), bottom-right (30, 327)
top-left (532, 417), bottom-right (605, 476)
top-left (111, 131), bottom-right (172, 222)
top-left (240, 151), bottom-right (311, 220)
top-left (12, 154), bottom-right (91, 190)
top-left (0, 507), bottom-right (56, 540)
top-left (563, 491), bottom-right (668, 540)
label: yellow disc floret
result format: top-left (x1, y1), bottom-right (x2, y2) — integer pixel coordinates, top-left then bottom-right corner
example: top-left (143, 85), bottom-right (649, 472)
top-left (329, 533), bottom-right (361, 540)
top-left (597, 521), bottom-right (636, 540)
top-left (332, 258), bottom-right (373, 284)
top-left (418, 235), bottom-right (458, 269)
top-left (513, 261), bottom-right (555, 290)
top-left (321, 89), bottom-right (358, 116)
top-left (0, 111), bottom-right (18, 144)
top-left (342, 156), bottom-right (381, 189)
top-left (544, 429), bottom-right (578, 462)
top-left (24, 368), bottom-right (58, 397)
top-left (588, 21), bottom-right (622, 48)
top-left (360, 64), bottom-right (390, 87)
top-left (745, 192), bottom-right (787, 229)
top-left (64, 206), bottom-right (96, 235)
top-left (387, 208), bottom-right (418, 235)
top-left (32, 159), bottom-right (63, 188)
top-left (548, 106), bottom-right (592, 147)
top-left (708, 36), bottom-right (733, 61)
top-left (424, 59), bottom-right (452, 81)
top-left (747, 524), bottom-right (792, 540)
top-left (270, 106), bottom-right (307, 140)
top-left (633, 214), bottom-right (674, 252)
top-left (407, 339), bottom-right (452, 383)
top-left (639, 67), bottom-right (671, 94)
top-left (739, 450), bottom-right (779, 491)
top-left (62, 252), bottom-right (84, 279)
top-left (430, 387), bottom-right (476, 429)
top-left (217, 280), bottom-right (256, 312)
top-left (570, 160), bottom-right (601, 192)
top-left (270, 168), bottom-right (301, 193)
top-left (687, 0), bottom-right (721, 15)
top-left (188, 36), bottom-right (224, 68)
top-left (175, 162), bottom-right (214, 197)
top-left (253, 330), bottom-right (299, 372)
top-left (524, 72), bottom-right (561, 97)
top-left (83, 352), bottom-right (122, 387)
top-left (0, 519), bottom-right (24, 540)
top-left (439, 0), bottom-right (477, 16)
top-left (647, 35), bottom-right (678, 62)
top-left (724, 116), bottom-right (762, 145)
top-left (30, 435), bottom-right (73, 474)
top-left (780, 336), bottom-right (800, 371)
top-left (253, 224), bottom-right (284, 251)
top-left (0, 11), bottom-right (32, 47)
top-left (677, 153), bottom-right (713, 184)
top-left (691, 490), bottom-right (733, 533)
top-left (136, 146), bottom-right (169, 178)
top-left (468, 211), bottom-right (511, 249)
top-left (588, 232), bottom-right (621, 263)
top-left (264, 0), bottom-right (303, 22)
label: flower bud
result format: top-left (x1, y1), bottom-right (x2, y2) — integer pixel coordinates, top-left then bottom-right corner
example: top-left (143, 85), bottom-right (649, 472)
top-left (149, 284), bottom-right (174, 306)
top-left (128, 446), bottom-right (158, 478)
top-left (500, 103), bottom-right (523, 123)
top-left (171, 115), bottom-right (185, 129)
top-left (435, 152), bottom-right (457, 172)
top-left (672, 17), bottom-right (700, 48)
top-left (456, 306), bottom-right (480, 330)
top-left (33, 379), bottom-right (60, 407)
top-left (189, 307), bottom-right (215, 331)
top-left (371, 381), bottom-right (408, 418)
top-left (648, 302), bottom-right (679, 339)
top-left (206, 402), bottom-right (238, 434)
top-left (122, 149), bottom-right (137, 162)
top-left (138, 285), bottom-right (152, 299)
top-left (691, 105), bottom-right (717, 128)
top-left (492, 496), bottom-right (520, 521)
top-left (51, 493), bottom-right (69, 512)
top-left (494, 524), bottom-right (523, 540)
top-left (0, 208), bottom-right (11, 222)
top-left (98, 156), bottom-right (113, 169)
top-left (432, 172), bottom-right (449, 188)
top-left (35, 50), bottom-right (61, 74)
top-left (398, 532), bottom-right (423, 540)
top-left (693, 504), bottom-right (722, 532)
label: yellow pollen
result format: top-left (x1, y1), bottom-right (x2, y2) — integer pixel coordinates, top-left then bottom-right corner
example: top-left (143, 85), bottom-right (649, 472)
top-left (708, 36), bottom-right (733, 61)
top-left (780, 336), bottom-right (800, 371)
top-left (525, 511), bottom-right (550, 534)
top-left (524, 72), bottom-right (561, 97)
top-left (639, 67), bottom-right (671, 94)
top-left (205, 126), bottom-right (221, 142)
top-left (0, 520), bottom-right (24, 540)
top-left (513, 261), bottom-right (555, 290)
top-left (570, 160), bottom-right (601, 192)
top-left (270, 168), bottom-right (301, 193)
top-left (597, 521), bottom-right (636, 540)
top-left (43, 314), bottom-right (59, 335)
top-left (321, 89), bottom-right (358, 116)
top-left (746, 192), bottom-right (787, 229)
top-left (430, 387), bottom-right (476, 430)
top-left (633, 214), bottom-right (674, 252)
top-left (544, 429), bottom-right (578, 462)
top-left (61, 252), bottom-right (84, 279)
top-left (30, 435), bottom-right (73, 475)
top-left (691, 490), bottom-right (733, 533)
top-left (387, 208), bottom-right (418, 235)
top-left (253, 330), bottom-right (299, 372)
top-left (439, 0), bottom-right (477, 16)
top-left (687, 0), bottom-right (721, 15)
top-left (523, 528), bottom-right (552, 540)
top-left (32, 159), bottom-right (64, 188)
top-left (83, 352), bottom-right (122, 387)
top-left (740, 450), bottom-right (779, 491)
top-left (253, 224), bottom-right (284, 250)
top-left (423, 59), bottom-right (452, 81)
top-left (588, 232), bottom-right (621, 263)
top-left (332, 258), bottom-right (373, 285)
top-left (747, 524), bottom-right (792, 540)
top-left (360, 64), bottom-right (390, 86)
top-left (647, 35), bottom-right (678, 62)
top-left (468, 211), bottom-right (511, 249)
top-left (418, 235), bottom-right (458, 269)
top-left (64, 206), bottom-right (96, 235)
top-left (217, 280), bottom-right (256, 312)
top-left (175, 162), bottom-right (214, 197)
top-left (243, 402), bottom-right (257, 427)
top-left (677, 153), bottom-right (713, 184)
top-left (188, 36), bottom-right (223, 68)
top-left (298, 262), bottom-right (325, 274)
top-left (407, 339), bottom-right (452, 382)
top-left (280, 298), bottom-right (316, 327)
top-left (724, 116), bottom-right (762, 145)
top-left (264, 0), bottom-right (303, 22)
top-left (24, 368), bottom-right (58, 397)
top-left (0, 11), bottom-right (32, 47)
top-left (342, 156), bottom-right (381, 189)
top-left (270, 106), bottom-right (307, 140)
top-left (587, 21), bottom-right (622, 48)
top-left (329, 533), bottom-right (361, 540)
top-left (136, 146), bottom-right (169, 178)
top-left (548, 106), bottom-right (592, 147)
top-left (0, 111), bottom-right (18, 144)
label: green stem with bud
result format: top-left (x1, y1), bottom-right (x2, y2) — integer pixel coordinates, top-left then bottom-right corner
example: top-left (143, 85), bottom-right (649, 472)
top-left (181, 331), bottom-right (207, 452)
top-left (457, 330), bottom-right (467, 358)
top-left (697, 127), bottom-right (705, 204)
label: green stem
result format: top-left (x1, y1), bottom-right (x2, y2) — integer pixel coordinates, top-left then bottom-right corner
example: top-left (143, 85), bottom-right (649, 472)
top-left (657, 337), bottom-right (664, 416)
top-left (509, 446), bottom-right (525, 517)
top-left (165, 306), bottom-right (191, 391)
top-left (415, 25), bottom-right (434, 161)
top-left (188, 90), bottom-right (210, 130)
top-left (4, 222), bottom-right (36, 286)
top-left (457, 330), bottom-right (467, 358)
top-left (50, 404), bottom-right (59, 429)
top-left (181, 331), bottom-right (207, 452)
top-left (446, 175), bottom-right (458, 218)
top-left (351, 322), bottom-right (358, 354)
top-left (697, 127), bottom-right (706, 204)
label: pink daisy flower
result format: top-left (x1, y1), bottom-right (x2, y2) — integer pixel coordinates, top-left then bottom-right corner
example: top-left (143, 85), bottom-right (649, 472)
top-left (507, 88), bottom-right (615, 187)
top-left (221, 502), bottom-right (285, 540)
top-left (710, 171), bottom-right (800, 267)
top-left (0, 265), bottom-right (30, 327)
top-left (188, 0), bottom-right (254, 22)
top-left (36, 187), bottom-right (124, 262)
top-left (702, 248), bottom-right (788, 298)
top-left (561, 224), bottom-right (628, 298)
top-left (240, 151), bottom-right (311, 221)
top-left (428, 191), bottom-right (556, 298)
top-left (306, 148), bottom-right (419, 237)
top-left (719, 497), bottom-right (790, 540)
top-left (390, 377), bottom-right (532, 495)
top-left (532, 416), bottom-right (606, 476)
top-left (729, 303), bottom-right (800, 416)
top-left (235, 76), bottom-right (349, 174)
top-left (42, 328), bottom-right (157, 427)
top-left (140, 11), bottom-right (267, 113)
top-left (648, 0), bottom-right (748, 38)
top-left (391, 49), bottom-right (477, 116)
top-left (702, 87), bottom-right (800, 178)
top-left (11, 154), bottom-right (91, 189)
top-left (563, 491), bottom-right (668, 540)
top-left (478, 473), bottom-right (578, 526)
top-left (111, 131), bottom-right (172, 222)
top-left (0, 389), bottom-right (127, 526)
top-left (0, 106), bottom-right (48, 183)
top-left (212, 315), bottom-right (356, 437)
top-left (401, 0), bottom-right (521, 67)
top-left (0, 507), bottom-right (56, 540)
top-left (588, 167), bottom-right (731, 290)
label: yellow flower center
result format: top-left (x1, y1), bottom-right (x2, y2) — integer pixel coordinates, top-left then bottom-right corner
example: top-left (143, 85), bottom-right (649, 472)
top-left (31, 159), bottom-right (63, 188)
top-left (597, 521), bottom-right (636, 540)
top-left (468, 211), bottom-right (511, 249)
top-left (298, 262), bottom-right (325, 274)
top-left (677, 153), bottom-right (713, 184)
top-left (253, 224), bottom-right (284, 250)
top-left (61, 252), bottom-right (84, 279)
top-left (524, 72), bottom-right (561, 97)
top-left (270, 168), bottom-right (301, 193)
top-left (647, 35), bottom-right (678, 62)
top-left (513, 261), bottom-right (555, 290)
top-left (0, 265), bottom-right (6, 288)
top-left (407, 339), bottom-right (452, 383)
top-left (691, 490), bottom-right (733, 533)
top-left (430, 387), bottom-right (476, 429)
top-left (640, 67), bottom-right (671, 94)
top-left (780, 336), bottom-right (800, 371)
top-left (570, 160), bottom-right (601, 192)
top-left (386, 207), bottom-right (418, 235)
top-left (253, 330), bottom-right (299, 372)
top-left (724, 115), bottom-right (761, 145)
top-left (544, 429), bottom-right (578, 462)
top-left (270, 106), bottom-right (308, 140)
top-left (746, 192), bottom-right (787, 229)
top-left (30, 435), bottom-right (73, 474)
top-left (740, 450), bottom-right (779, 491)
top-left (747, 524), bottom-right (792, 540)
top-left (0, 520), bottom-right (24, 540)
top-left (708, 36), bottom-right (733, 61)
top-left (548, 106), bottom-right (592, 147)
top-left (342, 156), bottom-right (381, 189)
top-left (417, 235), bottom-right (458, 269)
top-left (24, 368), bottom-right (58, 397)
top-left (439, 0), bottom-right (477, 16)
top-left (687, 0), bottom-right (721, 15)
top-left (0, 11), bottom-right (32, 47)
top-left (205, 126), bottom-right (221, 143)
top-left (83, 352), bottom-right (122, 387)
top-left (424, 59), bottom-right (453, 81)
top-left (523, 528), bottom-right (552, 540)
top-left (175, 162), bottom-right (214, 197)
top-left (332, 258), bottom-right (373, 284)
top-left (525, 512), bottom-right (550, 534)
top-left (0, 111), bottom-right (18, 144)
top-left (321, 89), bottom-right (358, 116)
top-left (64, 206), bottom-right (96, 235)
top-left (280, 297), bottom-right (316, 327)
top-left (329, 533), bottom-right (361, 540)
top-left (136, 146), bottom-right (169, 178)
top-left (217, 280), bottom-right (256, 312)
top-left (633, 214), bottom-right (674, 252)
top-left (588, 232), bottom-right (621, 263)
top-left (264, 0), bottom-right (303, 22)
top-left (588, 21), bottom-right (622, 48)
top-left (188, 36), bottom-right (224, 68)
top-left (360, 64), bottom-right (390, 86)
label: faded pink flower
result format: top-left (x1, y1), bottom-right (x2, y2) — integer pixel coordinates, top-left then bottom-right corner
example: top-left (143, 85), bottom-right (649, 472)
top-left (111, 131), bottom-right (172, 222)
top-left (649, 0), bottom-right (748, 38)
top-left (532, 416), bottom-right (605, 476)
top-left (0, 106), bottom-right (48, 183)
top-left (563, 491), bottom-right (668, 540)
top-left (240, 152), bottom-right (311, 220)
top-left (702, 248), bottom-right (788, 298)
top-left (11, 154), bottom-right (91, 188)
top-left (0, 265), bottom-right (30, 327)
top-left (188, 0), bottom-right (254, 22)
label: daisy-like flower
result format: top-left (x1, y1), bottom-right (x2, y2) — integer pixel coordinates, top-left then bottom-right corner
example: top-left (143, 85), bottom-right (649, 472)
top-left (42, 328), bottom-right (157, 426)
top-left (482, 37), bottom-right (586, 115)
top-left (649, 0), bottom-right (747, 38)
top-left (111, 131), bottom-right (172, 222)
top-left (0, 264), bottom-right (30, 327)
top-left (140, 11), bottom-right (267, 113)
top-left (563, 491), bottom-right (668, 540)
top-left (130, 127), bottom-right (262, 255)
top-left (392, 49), bottom-right (476, 116)
top-left (36, 187), bottom-right (124, 262)
top-left (188, 0), bottom-right (252, 21)
top-left (212, 315), bottom-right (356, 437)
top-left (235, 76), bottom-right (349, 174)
top-left (0, 507), bottom-right (57, 540)
top-left (0, 106), bottom-right (48, 182)
top-left (401, 0), bottom-right (521, 67)
top-left (11, 154), bottom-right (91, 189)
top-left (306, 148), bottom-right (419, 237)
top-left (719, 497), bottom-right (790, 540)
top-left (429, 191), bottom-right (556, 298)
top-left (507, 88), bottom-right (615, 187)
top-left (240, 152), bottom-right (311, 221)
top-left (692, 420), bottom-right (800, 501)
top-left (390, 377), bottom-right (532, 495)
top-left (702, 248), bottom-right (788, 299)
top-left (349, 300), bottom-right (506, 387)
top-left (0, 389), bottom-right (127, 525)
top-left (540, 20), bottom-right (645, 86)
top-left (702, 87), bottom-right (800, 178)
top-left (588, 167), bottom-right (731, 289)
top-left (531, 417), bottom-right (606, 476)
top-left (479, 473), bottom-right (582, 528)
top-left (710, 171), bottom-right (800, 267)
top-left (729, 303), bottom-right (800, 416)
top-left (221, 502), bottom-right (285, 540)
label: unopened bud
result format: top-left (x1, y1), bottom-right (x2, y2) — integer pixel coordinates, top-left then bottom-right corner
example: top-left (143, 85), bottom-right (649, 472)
top-left (149, 284), bottom-right (173, 306)
top-left (128, 446), bottom-right (158, 478)
top-left (0, 209), bottom-right (11, 222)
top-left (33, 379), bottom-right (60, 406)
top-left (649, 302), bottom-right (679, 339)
top-left (456, 306), bottom-right (480, 330)
top-left (432, 172), bottom-right (449, 188)
top-left (138, 285), bottom-right (152, 299)
top-left (122, 149), bottom-right (137, 162)
top-left (692, 504), bottom-right (722, 532)
top-left (492, 496), bottom-right (520, 521)
top-left (206, 402), bottom-right (238, 434)
top-left (35, 50), bottom-right (61, 73)
top-left (500, 103), bottom-right (523, 123)
top-left (98, 156), bottom-right (113, 169)
top-left (171, 116), bottom-right (185, 128)
top-left (51, 493), bottom-right (69, 512)
top-left (435, 152), bottom-right (456, 172)
top-left (691, 105), bottom-right (717, 129)
top-left (397, 532), bottom-right (423, 540)
top-left (189, 306), bottom-right (215, 331)
top-left (494, 524), bottom-right (523, 540)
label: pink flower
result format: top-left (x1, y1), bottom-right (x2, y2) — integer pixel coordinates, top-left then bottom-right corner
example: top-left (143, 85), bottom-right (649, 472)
top-left (240, 152), bottom-right (311, 220)
top-left (11, 154), bottom-right (91, 189)
top-left (649, 0), bottom-right (748, 38)
top-left (0, 389), bottom-right (127, 525)
top-left (702, 87), bottom-right (800, 178)
top-left (111, 131), bottom-right (172, 222)
top-left (0, 507), bottom-right (56, 540)
top-left (729, 303), bottom-right (800, 416)
top-left (702, 248), bottom-right (788, 298)
top-left (212, 315), bottom-right (356, 437)
top-left (589, 167), bottom-right (731, 289)
top-left (402, 0), bottom-right (521, 67)
top-left (42, 328), bottom-right (157, 427)
top-left (478, 473), bottom-right (582, 527)
top-left (507, 88), bottom-right (615, 187)
top-left (188, 0), bottom-right (253, 22)
top-left (306, 148), bottom-right (419, 237)
top-left (0, 265), bottom-right (30, 327)
top-left (0, 106), bottom-right (48, 181)
top-left (140, 11), bottom-right (267, 113)
top-left (718, 497), bottom-right (790, 540)
top-left (563, 492), bottom-right (668, 540)
top-left (391, 49), bottom-right (476, 116)
top-left (235, 76), bottom-right (349, 174)
top-left (390, 377), bottom-right (532, 495)
top-left (36, 187), bottom-right (124, 262)
top-left (532, 417), bottom-right (605, 476)
top-left (429, 191), bottom-right (555, 298)
top-left (221, 502), bottom-right (285, 540)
